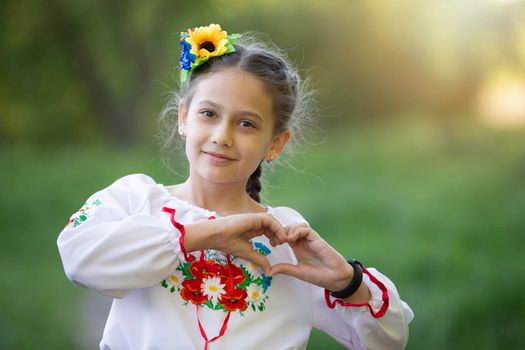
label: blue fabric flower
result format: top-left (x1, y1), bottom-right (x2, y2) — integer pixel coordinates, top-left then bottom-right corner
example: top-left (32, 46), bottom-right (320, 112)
top-left (179, 39), bottom-right (196, 70)
top-left (261, 274), bottom-right (272, 293)
top-left (254, 242), bottom-right (271, 256)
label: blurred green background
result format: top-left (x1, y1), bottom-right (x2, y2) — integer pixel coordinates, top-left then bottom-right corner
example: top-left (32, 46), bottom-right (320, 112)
top-left (2, 0), bottom-right (525, 349)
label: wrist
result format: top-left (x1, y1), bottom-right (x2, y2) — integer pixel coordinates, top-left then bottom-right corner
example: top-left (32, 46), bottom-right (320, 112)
top-left (329, 259), bottom-right (365, 300)
top-left (329, 263), bottom-right (355, 292)
top-left (183, 219), bottom-right (218, 253)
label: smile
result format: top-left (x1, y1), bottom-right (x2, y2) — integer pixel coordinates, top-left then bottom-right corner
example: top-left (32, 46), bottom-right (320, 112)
top-left (202, 151), bottom-right (236, 163)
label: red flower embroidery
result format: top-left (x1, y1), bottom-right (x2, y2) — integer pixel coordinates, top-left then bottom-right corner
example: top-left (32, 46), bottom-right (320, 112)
top-left (180, 279), bottom-right (207, 305)
top-left (161, 242), bottom-right (274, 318)
top-left (189, 259), bottom-right (224, 280)
top-left (187, 257), bottom-right (246, 286)
top-left (228, 263), bottom-right (246, 286)
top-left (220, 287), bottom-right (248, 312)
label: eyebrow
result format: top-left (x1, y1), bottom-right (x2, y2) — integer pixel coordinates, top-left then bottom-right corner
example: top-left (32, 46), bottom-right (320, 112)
top-left (197, 100), bottom-right (264, 121)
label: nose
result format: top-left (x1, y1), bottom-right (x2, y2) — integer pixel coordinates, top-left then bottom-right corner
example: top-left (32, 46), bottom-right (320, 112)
top-left (211, 121), bottom-right (233, 147)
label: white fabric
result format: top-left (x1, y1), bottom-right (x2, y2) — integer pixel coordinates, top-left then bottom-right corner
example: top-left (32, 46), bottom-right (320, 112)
top-left (57, 173), bottom-right (414, 350)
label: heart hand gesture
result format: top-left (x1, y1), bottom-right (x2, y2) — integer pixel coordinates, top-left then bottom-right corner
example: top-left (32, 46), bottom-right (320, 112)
top-left (270, 223), bottom-right (371, 303)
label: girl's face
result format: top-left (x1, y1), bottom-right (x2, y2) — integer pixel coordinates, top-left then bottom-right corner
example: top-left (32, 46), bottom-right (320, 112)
top-left (179, 68), bottom-right (290, 187)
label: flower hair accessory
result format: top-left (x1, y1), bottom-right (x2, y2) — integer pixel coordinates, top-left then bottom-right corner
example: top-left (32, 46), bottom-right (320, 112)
top-left (179, 24), bottom-right (240, 83)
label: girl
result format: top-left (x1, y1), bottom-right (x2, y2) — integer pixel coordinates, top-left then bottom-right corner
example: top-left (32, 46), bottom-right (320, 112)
top-left (58, 24), bottom-right (413, 350)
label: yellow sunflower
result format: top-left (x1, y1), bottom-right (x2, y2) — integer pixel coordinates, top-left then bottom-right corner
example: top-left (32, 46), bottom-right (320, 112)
top-left (185, 24), bottom-right (229, 65)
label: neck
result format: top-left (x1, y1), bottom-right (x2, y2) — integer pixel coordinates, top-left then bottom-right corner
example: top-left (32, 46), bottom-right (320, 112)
top-left (170, 175), bottom-right (264, 216)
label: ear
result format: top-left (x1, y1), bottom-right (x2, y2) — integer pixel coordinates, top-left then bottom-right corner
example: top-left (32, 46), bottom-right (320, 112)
top-left (178, 101), bottom-right (188, 136)
top-left (266, 129), bottom-right (292, 162)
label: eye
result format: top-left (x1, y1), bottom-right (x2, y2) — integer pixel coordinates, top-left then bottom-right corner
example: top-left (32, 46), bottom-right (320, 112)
top-left (239, 120), bottom-right (256, 129)
top-left (200, 110), bottom-right (215, 118)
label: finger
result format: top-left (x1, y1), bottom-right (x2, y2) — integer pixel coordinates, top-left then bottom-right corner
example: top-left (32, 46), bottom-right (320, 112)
top-left (243, 249), bottom-right (272, 276)
top-left (269, 262), bottom-right (306, 280)
top-left (249, 224), bottom-right (281, 247)
top-left (230, 213), bottom-right (285, 245)
top-left (284, 223), bottom-right (309, 237)
top-left (284, 226), bottom-right (312, 243)
top-left (244, 228), bottom-right (265, 240)
top-left (258, 214), bottom-right (286, 244)
top-left (285, 223), bottom-right (309, 231)
top-left (243, 229), bottom-right (277, 247)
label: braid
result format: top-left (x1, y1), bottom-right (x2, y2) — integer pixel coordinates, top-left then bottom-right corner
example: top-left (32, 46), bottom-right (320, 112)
top-left (246, 164), bottom-right (263, 203)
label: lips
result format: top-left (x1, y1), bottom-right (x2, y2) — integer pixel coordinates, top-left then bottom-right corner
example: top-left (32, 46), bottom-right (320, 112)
top-left (202, 151), bottom-right (236, 162)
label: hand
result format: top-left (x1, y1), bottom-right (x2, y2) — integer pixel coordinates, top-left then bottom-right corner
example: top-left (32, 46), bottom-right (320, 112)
top-left (185, 213), bottom-right (286, 275)
top-left (270, 224), bottom-right (370, 303)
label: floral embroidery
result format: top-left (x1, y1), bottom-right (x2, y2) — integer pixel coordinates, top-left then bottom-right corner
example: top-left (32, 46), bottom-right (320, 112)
top-left (164, 270), bottom-right (184, 293)
top-left (65, 198), bottom-right (102, 228)
top-left (201, 276), bottom-right (227, 306)
top-left (246, 284), bottom-right (264, 310)
top-left (161, 241), bottom-right (273, 315)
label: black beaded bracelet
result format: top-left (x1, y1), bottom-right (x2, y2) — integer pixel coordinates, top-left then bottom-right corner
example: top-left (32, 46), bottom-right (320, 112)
top-left (330, 259), bottom-right (363, 299)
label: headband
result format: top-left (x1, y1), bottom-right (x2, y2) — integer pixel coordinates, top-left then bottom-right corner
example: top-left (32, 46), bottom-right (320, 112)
top-left (179, 24), bottom-right (240, 83)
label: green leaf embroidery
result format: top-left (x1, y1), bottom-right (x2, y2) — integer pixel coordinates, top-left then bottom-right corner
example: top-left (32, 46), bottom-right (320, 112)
top-left (178, 262), bottom-right (192, 280)
top-left (213, 302), bottom-right (225, 311)
top-left (239, 266), bottom-right (252, 289)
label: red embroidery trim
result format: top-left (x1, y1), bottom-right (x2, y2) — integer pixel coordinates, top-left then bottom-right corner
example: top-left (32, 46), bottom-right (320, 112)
top-left (196, 249), bottom-right (234, 350)
top-left (161, 210), bottom-right (235, 348)
top-left (161, 207), bottom-right (195, 262)
top-left (324, 266), bottom-right (389, 319)
top-left (189, 214), bottom-right (232, 349)
top-left (197, 304), bottom-right (231, 350)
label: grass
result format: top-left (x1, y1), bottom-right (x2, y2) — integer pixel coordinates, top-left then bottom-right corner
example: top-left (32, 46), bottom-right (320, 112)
top-left (1, 117), bottom-right (524, 349)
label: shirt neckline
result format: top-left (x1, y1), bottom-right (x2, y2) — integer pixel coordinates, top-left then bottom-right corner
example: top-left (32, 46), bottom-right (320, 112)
top-left (157, 183), bottom-right (270, 216)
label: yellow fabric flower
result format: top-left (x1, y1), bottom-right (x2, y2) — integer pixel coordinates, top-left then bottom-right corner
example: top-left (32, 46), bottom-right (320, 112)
top-left (179, 23), bottom-right (239, 82)
top-left (185, 24), bottom-right (229, 66)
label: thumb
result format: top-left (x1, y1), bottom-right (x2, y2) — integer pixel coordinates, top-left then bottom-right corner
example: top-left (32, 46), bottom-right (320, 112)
top-left (244, 250), bottom-right (272, 276)
top-left (269, 263), bottom-right (302, 279)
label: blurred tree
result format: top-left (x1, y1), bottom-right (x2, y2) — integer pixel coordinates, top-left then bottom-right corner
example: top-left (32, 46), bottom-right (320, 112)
top-left (47, 0), bottom-right (200, 146)
top-left (0, 0), bottom-right (204, 147)
top-left (46, 0), bottom-right (153, 145)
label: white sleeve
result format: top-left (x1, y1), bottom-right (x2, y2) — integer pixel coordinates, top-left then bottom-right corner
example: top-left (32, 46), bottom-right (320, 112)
top-left (57, 174), bottom-right (184, 298)
top-left (272, 206), bottom-right (413, 349)
top-left (310, 267), bottom-right (414, 350)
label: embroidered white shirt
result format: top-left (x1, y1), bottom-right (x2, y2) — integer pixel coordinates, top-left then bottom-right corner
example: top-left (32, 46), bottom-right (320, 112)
top-left (57, 173), bottom-right (414, 350)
